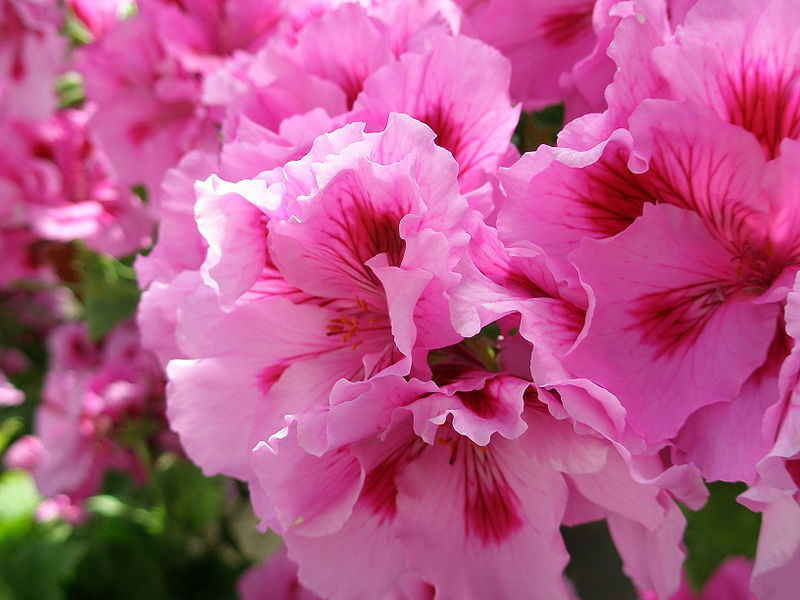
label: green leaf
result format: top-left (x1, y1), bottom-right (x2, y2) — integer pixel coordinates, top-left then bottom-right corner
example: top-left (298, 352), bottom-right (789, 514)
top-left (682, 482), bottom-right (760, 590)
top-left (0, 469), bottom-right (39, 523)
top-left (0, 417), bottom-right (23, 454)
top-left (0, 526), bottom-right (84, 600)
top-left (157, 461), bottom-right (226, 533)
top-left (66, 518), bottom-right (167, 600)
top-left (85, 496), bottom-right (164, 534)
top-left (75, 248), bottom-right (140, 341)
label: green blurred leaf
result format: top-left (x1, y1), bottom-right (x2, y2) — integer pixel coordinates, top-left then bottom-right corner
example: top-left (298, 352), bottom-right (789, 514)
top-left (85, 495), bottom-right (164, 534)
top-left (0, 470), bottom-right (83, 600)
top-left (682, 482), bottom-right (760, 590)
top-left (75, 248), bottom-right (140, 341)
top-left (0, 469), bottom-right (39, 523)
top-left (0, 525), bottom-right (84, 600)
top-left (67, 517), bottom-right (167, 600)
top-left (0, 417), bottom-right (23, 454)
top-left (158, 461), bottom-right (226, 533)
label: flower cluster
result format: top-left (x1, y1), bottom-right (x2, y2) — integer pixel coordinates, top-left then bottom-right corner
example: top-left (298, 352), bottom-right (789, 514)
top-left (2, 0), bottom-right (799, 598)
top-left (5, 320), bottom-right (169, 520)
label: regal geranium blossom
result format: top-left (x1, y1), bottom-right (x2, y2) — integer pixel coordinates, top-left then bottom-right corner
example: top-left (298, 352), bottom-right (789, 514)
top-left (353, 33), bottom-right (520, 200)
top-left (500, 0), bottom-right (800, 260)
top-left (501, 92), bottom-right (800, 483)
top-left (152, 0), bottom-right (285, 74)
top-left (0, 108), bottom-right (153, 257)
top-left (6, 320), bottom-right (166, 504)
top-left (0, 0), bottom-right (66, 121)
top-left (250, 351), bottom-right (696, 600)
top-left (454, 0), bottom-right (660, 117)
top-left (238, 545), bottom-right (436, 600)
top-left (135, 106), bottom-right (343, 369)
top-left (517, 0), bottom-right (800, 161)
top-left (659, 557), bottom-right (754, 600)
top-left (75, 4), bottom-right (217, 191)
top-left (238, 546), bottom-right (325, 600)
top-left (738, 274), bottom-right (800, 600)
top-left (225, 175), bottom-right (704, 599)
top-left (652, 0), bottom-right (800, 160)
top-left (165, 115), bottom-right (470, 481)
top-left (65, 0), bottom-right (128, 39)
top-left (566, 130), bottom-right (800, 478)
top-left (204, 1), bottom-right (455, 139)
top-left (495, 0), bottom-right (800, 484)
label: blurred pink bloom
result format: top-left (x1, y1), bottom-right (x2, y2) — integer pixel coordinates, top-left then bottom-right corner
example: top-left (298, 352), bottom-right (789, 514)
top-left (203, 3), bottom-right (396, 138)
top-left (35, 494), bottom-right (84, 524)
top-left (16, 320), bottom-right (166, 504)
top-left (0, 372), bottom-right (22, 406)
top-left (0, 0), bottom-right (66, 120)
top-left (75, 5), bottom-right (217, 191)
top-left (4, 434), bottom-right (42, 471)
top-left (66, 0), bottom-right (126, 38)
top-left (204, 1), bottom-right (457, 139)
top-left (0, 108), bottom-right (153, 257)
top-left (152, 0), bottom-right (284, 74)
top-left (0, 228), bottom-right (38, 285)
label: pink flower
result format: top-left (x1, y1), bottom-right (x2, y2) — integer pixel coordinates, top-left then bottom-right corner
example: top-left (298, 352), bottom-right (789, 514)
top-left (238, 547), bottom-right (324, 600)
top-left (20, 320), bottom-right (166, 504)
top-left (35, 494), bottom-right (84, 524)
top-left (352, 33), bottom-right (519, 202)
top-left (0, 0), bottom-right (66, 121)
top-left (204, 3), bottom-right (397, 138)
top-left (135, 108), bottom-right (341, 369)
top-left (205, 2), bottom-right (458, 139)
top-left (455, 0), bottom-right (647, 117)
top-left (0, 108), bottom-right (153, 257)
top-left (75, 5), bottom-right (217, 191)
top-left (250, 361), bottom-right (694, 600)
top-left (501, 30), bottom-right (800, 480)
top-left (639, 556), bottom-right (756, 600)
top-left (65, 0), bottom-right (126, 39)
top-left (655, 557), bottom-right (754, 600)
top-left (0, 372), bottom-right (22, 406)
top-left (4, 435), bottom-right (42, 471)
top-left (738, 274), bottom-right (800, 600)
top-left (652, 0), bottom-right (800, 160)
top-left (165, 114), bottom-right (470, 481)
top-left (153, 0), bottom-right (284, 74)
top-left (239, 545), bottom-right (436, 600)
